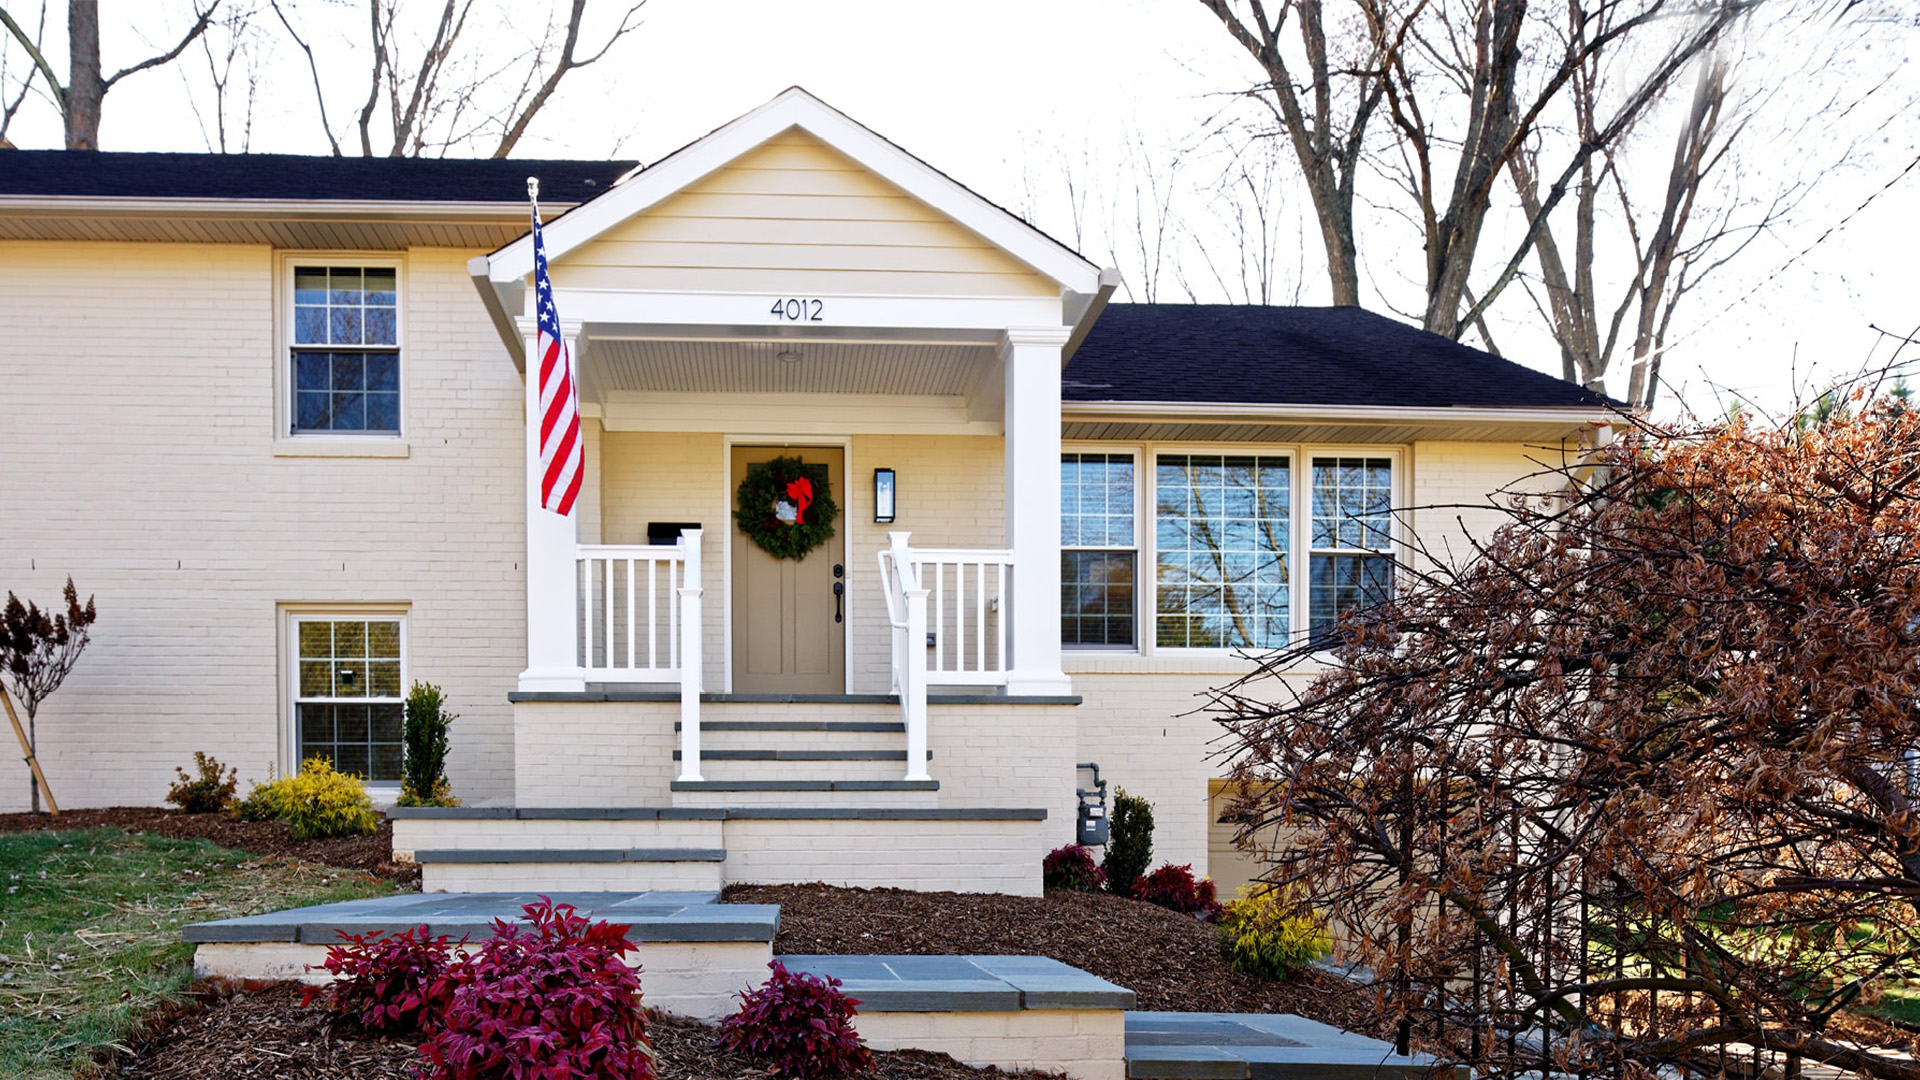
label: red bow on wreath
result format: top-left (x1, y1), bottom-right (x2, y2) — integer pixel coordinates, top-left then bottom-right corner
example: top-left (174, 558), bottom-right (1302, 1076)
top-left (785, 477), bottom-right (813, 525)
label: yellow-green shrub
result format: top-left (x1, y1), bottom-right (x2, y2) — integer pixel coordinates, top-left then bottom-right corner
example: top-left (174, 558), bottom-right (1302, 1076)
top-left (236, 757), bottom-right (379, 839)
top-left (1217, 884), bottom-right (1332, 980)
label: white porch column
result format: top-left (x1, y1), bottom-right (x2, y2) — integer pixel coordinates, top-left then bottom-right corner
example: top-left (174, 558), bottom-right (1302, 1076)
top-left (1001, 326), bottom-right (1073, 696)
top-left (519, 322), bottom-right (586, 693)
top-left (677, 528), bottom-right (705, 782)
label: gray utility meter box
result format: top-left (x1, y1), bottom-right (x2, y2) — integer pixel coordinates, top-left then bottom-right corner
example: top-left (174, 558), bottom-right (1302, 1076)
top-left (1076, 762), bottom-right (1110, 846)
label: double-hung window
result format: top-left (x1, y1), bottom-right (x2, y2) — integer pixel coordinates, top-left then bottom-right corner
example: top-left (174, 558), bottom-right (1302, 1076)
top-left (1154, 454), bottom-right (1293, 649)
top-left (293, 616), bottom-right (406, 784)
top-left (290, 264), bottom-right (400, 435)
top-left (1060, 453), bottom-right (1137, 647)
top-left (1308, 456), bottom-right (1394, 643)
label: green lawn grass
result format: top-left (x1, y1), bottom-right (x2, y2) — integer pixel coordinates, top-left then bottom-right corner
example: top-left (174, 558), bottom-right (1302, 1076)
top-left (0, 826), bottom-right (404, 1079)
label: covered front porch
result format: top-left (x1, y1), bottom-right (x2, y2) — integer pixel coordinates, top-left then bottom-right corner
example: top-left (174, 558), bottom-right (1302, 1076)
top-left (468, 88), bottom-right (1114, 800)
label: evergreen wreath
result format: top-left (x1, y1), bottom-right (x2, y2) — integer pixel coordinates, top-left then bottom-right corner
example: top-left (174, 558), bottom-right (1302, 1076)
top-left (735, 455), bottom-right (839, 561)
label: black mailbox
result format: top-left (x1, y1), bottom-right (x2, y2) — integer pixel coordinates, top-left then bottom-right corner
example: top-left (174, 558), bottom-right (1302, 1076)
top-left (647, 522), bottom-right (701, 545)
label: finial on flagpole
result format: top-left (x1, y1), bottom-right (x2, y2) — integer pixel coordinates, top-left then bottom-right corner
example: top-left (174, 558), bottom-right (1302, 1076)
top-left (526, 176), bottom-right (540, 203)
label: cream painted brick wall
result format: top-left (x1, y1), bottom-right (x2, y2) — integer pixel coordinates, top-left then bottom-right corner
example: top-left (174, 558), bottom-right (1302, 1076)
top-left (194, 939), bottom-right (772, 1021)
top-left (846, 434), bottom-right (1005, 694)
top-left (1409, 440), bottom-right (1567, 569)
top-left (0, 242), bottom-right (525, 812)
top-left (513, 700), bottom-right (675, 806)
top-left (598, 431), bottom-right (728, 686)
top-left (927, 703), bottom-right (1077, 849)
top-left (856, 1008), bottom-right (1125, 1080)
top-left (723, 817), bottom-right (1045, 895)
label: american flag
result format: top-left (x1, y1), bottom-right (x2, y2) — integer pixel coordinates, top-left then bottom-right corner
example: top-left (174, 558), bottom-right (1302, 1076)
top-left (531, 196), bottom-right (582, 517)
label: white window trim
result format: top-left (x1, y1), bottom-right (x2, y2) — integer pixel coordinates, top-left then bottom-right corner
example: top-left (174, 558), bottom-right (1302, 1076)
top-left (1060, 448), bottom-right (1142, 651)
top-left (274, 252), bottom-right (409, 447)
top-left (1060, 440), bottom-right (1406, 660)
top-left (280, 605), bottom-right (410, 791)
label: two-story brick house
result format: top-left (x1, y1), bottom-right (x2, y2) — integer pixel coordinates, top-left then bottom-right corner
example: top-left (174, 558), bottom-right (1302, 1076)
top-left (0, 88), bottom-right (1611, 894)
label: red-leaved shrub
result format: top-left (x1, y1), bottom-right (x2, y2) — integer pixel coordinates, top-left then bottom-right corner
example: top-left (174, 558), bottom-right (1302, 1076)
top-left (715, 960), bottom-right (872, 1078)
top-left (418, 897), bottom-right (652, 1080)
top-left (1042, 843), bottom-right (1106, 892)
top-left (304, 924), bottom-right (463, 1033)
top-left (1132, 863), bottom-right (1223, 920)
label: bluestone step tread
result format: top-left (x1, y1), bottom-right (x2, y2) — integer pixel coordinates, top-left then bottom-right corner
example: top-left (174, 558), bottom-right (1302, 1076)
top-left (669, 779), bottom-right (939, 792)
top-left (671, 749), bottom-right (922, 761)
top-left (411, 848), bottom-right (727, 864)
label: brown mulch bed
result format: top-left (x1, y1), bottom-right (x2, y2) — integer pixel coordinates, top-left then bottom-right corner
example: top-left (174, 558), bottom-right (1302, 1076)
top-left (724, 882), bottom-right (1390, 1038)
top-left (0, 806), bottom-right (420, 885)
top-left (104, 980), bottom-right (1063, 1080)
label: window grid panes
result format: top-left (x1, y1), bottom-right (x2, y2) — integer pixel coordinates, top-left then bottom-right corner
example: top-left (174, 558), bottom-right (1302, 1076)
top-left (291, 266), bottom-right (399, 435)
top-left (1061, 453), bottom-right (1136, 647)
top-left (1155, 454), bottom-right (1292, 649)
top-left (1309, 457), bottom-right (1395, 641)
top-left (295, 618), bottom-right (404, 783)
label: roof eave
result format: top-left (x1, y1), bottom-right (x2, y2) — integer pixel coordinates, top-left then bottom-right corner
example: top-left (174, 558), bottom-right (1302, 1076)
top-left (1062, 399), bottom-right (1620, 428)
top-left (0, 194), bottom-right (572, 221)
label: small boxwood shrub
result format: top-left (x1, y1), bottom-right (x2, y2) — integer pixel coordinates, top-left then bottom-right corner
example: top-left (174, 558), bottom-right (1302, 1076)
top-left (1132, 863), bottom-right (1222, 920)
top-left (1042, 843), bottom-right (1106, 892)
top-left (715, 960), bottom-right (871, 1078)
top-left (398, 680), bottom-right (460, 807)
top-left (235, 757), bottom-right (379, 839)
top-left (420, 897), bottom-right (652, 1080)
top-left (305, 924), bottom-right (464, 1033)
top-left (166, 751), bottom-right (238, 813)
top-left (1101, 788), bottom-right (1154, 896)
top-left (1217, 884), bottom-right (1333, 979)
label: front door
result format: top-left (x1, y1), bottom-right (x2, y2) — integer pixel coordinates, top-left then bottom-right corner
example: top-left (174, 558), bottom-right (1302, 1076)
top-left (730, 445), bottom-right (847, 694)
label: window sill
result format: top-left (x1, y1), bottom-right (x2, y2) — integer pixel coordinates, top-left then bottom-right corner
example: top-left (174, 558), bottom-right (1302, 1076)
top-left (274, 437), bottom-right (410, 459)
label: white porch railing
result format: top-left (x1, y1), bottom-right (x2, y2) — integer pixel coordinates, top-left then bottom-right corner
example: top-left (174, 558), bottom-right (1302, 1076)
top-left (878, 531), bottom-right (1013, 782)
top-left (577, 530), bottom-right (705, 781)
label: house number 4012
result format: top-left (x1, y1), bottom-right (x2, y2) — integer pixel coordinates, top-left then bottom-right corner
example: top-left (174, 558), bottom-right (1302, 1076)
top-left (770, 298), bottom-right (824, 321)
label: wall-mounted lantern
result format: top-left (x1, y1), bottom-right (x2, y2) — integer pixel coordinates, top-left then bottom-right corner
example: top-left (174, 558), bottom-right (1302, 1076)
top-left (873, 468), bottom-right (897, 523)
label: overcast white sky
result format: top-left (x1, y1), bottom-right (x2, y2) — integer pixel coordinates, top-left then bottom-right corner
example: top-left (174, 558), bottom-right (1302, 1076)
top-left (7, 0), bottom-right (1916, 416)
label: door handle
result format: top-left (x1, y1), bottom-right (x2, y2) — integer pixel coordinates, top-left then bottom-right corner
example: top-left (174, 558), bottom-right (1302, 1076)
top-left (832, 580), bottom-right (845, 623)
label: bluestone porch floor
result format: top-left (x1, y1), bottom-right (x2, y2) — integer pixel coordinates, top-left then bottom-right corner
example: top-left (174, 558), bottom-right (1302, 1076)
top-left (180, 892), bottom-right (1444, 1078)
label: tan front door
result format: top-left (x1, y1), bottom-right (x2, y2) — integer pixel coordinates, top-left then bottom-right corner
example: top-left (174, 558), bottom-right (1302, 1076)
top-left (730, 445), bottom-right (847, 694)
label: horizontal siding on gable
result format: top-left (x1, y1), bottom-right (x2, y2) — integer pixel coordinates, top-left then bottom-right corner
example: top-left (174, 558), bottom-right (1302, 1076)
top-left (552, 129), bottom-right (1055, 298)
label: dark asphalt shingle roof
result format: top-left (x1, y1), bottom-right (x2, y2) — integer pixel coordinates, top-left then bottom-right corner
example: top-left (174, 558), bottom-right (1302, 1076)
top-left (1067, 303), bottom-right (1613, 410)
top-left (0, 150), bottom-right (635, 204)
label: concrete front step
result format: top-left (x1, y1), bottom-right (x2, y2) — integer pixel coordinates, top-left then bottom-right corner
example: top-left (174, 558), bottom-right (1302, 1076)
top-left (677, 719), bottom-right (910, 753)
top-left (674, 755), bottom-right (926, 782)
top-left (669, 779), bottom-right (940, 810)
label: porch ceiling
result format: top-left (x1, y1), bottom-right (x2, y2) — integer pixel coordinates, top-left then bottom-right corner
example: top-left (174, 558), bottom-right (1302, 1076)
top-left (581, 339), bottom-right (997, 397)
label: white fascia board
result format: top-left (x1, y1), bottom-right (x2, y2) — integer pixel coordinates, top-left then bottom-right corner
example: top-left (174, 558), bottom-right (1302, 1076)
top-left (1062, 400), bottom-right (1620, 427)
top-left (0, 194), bottom-right (548, 222)
top-left (487, 88), bottom-right (1101, 294)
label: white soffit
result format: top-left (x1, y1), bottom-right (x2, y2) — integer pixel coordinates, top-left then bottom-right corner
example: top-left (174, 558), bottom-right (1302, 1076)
top-left (484, 87), bottom-right (1102, 294)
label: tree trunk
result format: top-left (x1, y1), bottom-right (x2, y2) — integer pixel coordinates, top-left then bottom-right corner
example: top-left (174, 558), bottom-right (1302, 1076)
top-left (64, 0), bottom-right (101, 150)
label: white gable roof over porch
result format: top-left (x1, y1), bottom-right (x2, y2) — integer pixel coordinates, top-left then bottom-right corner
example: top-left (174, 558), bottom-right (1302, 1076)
top-left (471, 88), bottom-right (1115, 367)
